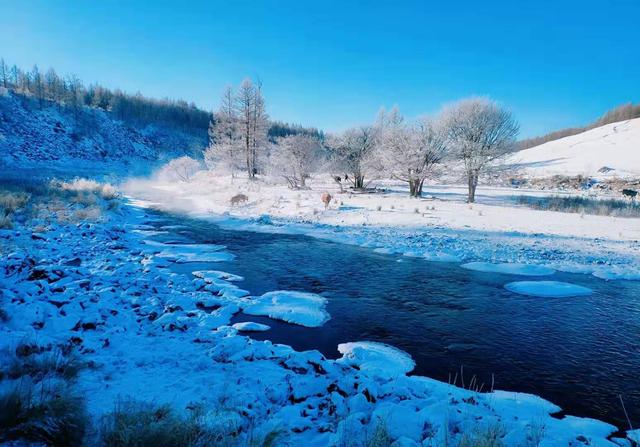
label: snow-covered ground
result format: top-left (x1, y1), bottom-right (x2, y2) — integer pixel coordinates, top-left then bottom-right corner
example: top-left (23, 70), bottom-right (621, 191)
top-left (122, 172), bottom-right (640, 282)
top-left (1, 182), bottom-right (636, 446)
top-left (506, 118), bottom-right (640, 179)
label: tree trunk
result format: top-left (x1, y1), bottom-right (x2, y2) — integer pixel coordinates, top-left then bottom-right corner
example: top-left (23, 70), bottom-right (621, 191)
top-left (467, 172), bottom-right (478, 203)
top-left (354, 174), bottom-right (364, 189)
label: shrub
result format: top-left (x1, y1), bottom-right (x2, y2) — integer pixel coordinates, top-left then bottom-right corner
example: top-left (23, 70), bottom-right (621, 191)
top-left (0, 381), bottom-right (87, 447)
top-left (71, 206), bottom-right (103, 222)
top-left (4, 347), bottom-right (84, 382)
top-left (100, 184), bottom-right (119, 200)
top-left (0, 215), bottom-right (12, 229)
top-left (0, 190), bottom-right (30, 216)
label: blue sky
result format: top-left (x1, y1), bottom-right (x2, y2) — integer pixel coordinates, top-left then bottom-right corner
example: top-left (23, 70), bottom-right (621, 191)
top-left (1, 0), bottom-right (638, 137)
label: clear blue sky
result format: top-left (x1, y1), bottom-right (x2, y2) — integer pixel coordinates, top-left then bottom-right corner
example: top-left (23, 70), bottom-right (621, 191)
top-left (1, 0), bottom-right (638, 137)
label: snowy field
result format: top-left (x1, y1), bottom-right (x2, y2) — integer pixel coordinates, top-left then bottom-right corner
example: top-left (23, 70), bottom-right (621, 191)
top-left (506, 118), bottom-right (640, 179)
top-left (2, 178), bottom-right (638, 446)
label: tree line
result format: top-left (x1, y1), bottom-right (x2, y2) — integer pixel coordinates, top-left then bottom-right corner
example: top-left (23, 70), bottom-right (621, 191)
top-left (0, 58), bottom-right (210, 131)
top-left (206, 81), bottom-right (519, 202)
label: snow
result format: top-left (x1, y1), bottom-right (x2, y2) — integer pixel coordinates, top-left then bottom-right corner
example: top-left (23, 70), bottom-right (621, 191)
top-left (0, 192), bottom-right (630, 445)
top-left (243, 291), bottom-right (330, 327)
top-left (507, 118), bottom-right (640, 178)
top-left (337, 341), bottom-right (415, 378)
top-left (232, 321), bottom-right (271, 332)
top-left (461, 261), bottom-right (555, 276)
top-left (504, 281), bottom-right (594, 297)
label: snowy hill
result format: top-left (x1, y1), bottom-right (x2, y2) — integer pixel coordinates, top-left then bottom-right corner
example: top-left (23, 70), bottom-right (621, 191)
top-left (509, 118), bottom-right (640, 179)
top-left (0, 89), bottom-right (206, 177)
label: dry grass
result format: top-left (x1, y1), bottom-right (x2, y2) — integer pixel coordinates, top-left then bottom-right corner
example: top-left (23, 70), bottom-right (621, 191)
top-left (99, 400), bottom-right (230, 447)
top-left (0, 381), bottom-right (87, 446)
top-left (517, 195), bottom-right (640, 218)
top-left (457, 424), bottom-right (506, 447)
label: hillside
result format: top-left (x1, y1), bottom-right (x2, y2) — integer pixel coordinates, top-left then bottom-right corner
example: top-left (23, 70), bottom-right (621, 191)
top-left (0, 89), bottom-right (207, 177)
top-left (509, 117), bottom-right (640, 179)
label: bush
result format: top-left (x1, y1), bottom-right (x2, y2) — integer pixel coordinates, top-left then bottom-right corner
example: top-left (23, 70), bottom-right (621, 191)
top-left (0, 215), bottom-right (12, 229)
top-left (516, 195), bottom-right (640, 218)
top-left (4, 347), bottom-right (84, 382)
top-left (0, 381), bottom-right (87, 447)
top-left (0, 190), bottom-right (30, 216)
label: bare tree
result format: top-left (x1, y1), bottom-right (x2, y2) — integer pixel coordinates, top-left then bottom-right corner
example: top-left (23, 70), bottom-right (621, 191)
top-left (327, 126), bottom-right (377, 189)
top-left (375, 107), bottom-right (449, 197)
top-left (235, 78), bottom-right (268, 178)
top-left (31, 65), bottom-right (44, 108)
top-left (270, 134), bottom-right (324, 188)
top-left (443, 97), bottom-right (519, 202)
top-left (161, 156), bottom-right (201, 182)
top-left (205, 86), bottom-right (243, 175)
top-left (0, 58), bottom-right (7, 88)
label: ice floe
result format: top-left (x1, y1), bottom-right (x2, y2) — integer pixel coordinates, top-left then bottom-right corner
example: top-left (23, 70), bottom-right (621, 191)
top-left (505, 281), bottom-right (593, 297)
top-left (193, 270), bottom-right (245, 282)
top-left (243, 291), bottom-right (330, 327)
top-left (337, 341), bottom-right (415, 378)
top-left (232, 321), bottom-right (271, 332)
top-left (462, 261), bottom-right (555, 276)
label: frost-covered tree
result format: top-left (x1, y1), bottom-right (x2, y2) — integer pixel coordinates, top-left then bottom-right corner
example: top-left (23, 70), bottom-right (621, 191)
top-left (235, 78), bottom-right (268, 178)
top-left (443, 97), bottom-right (519, 203)
top-left (205, 86), bottom-right (243, 175)
top-left (31, 65), bottom-right (44, 108)
top-left (327, 126), bottom-right (377, 189)
top-left (375, 107), bottom-right (449, 197)
top-left (160, 156), bottom-right (201, 182)
top-left (0, 58), bottom-right (7, 88)
top-left (270, 134), bottom-right (324, 188)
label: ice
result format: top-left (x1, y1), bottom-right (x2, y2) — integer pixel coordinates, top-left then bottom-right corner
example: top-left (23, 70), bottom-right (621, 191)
top-left (193, 270), bottom-right (245, 282)
top-left (462, 262), bottom-right (555, 276)
top-left (151, 243), bottom-right (235, 263)
top-left (505, 281), bottom-right (593, 297)
top-left (592, 266), bottom-right (640, 281)
top-left (232, 322), bottom-right (271, 332)
top-left (337, 341), bottom-right (415, 378)
top-left (243, 291), bottom-right (330, 327)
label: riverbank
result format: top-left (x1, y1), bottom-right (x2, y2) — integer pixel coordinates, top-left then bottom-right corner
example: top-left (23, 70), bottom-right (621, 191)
top-left (1, 179), bottom-right (636, 446)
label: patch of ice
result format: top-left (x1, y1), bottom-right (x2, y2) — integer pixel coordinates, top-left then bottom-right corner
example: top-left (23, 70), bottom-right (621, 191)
top-left (592, 266), bottom-right (640, 281)
top-left (243, 291), bottom-right (330, 327)
top-left (462, 262), bottom-right (555, 276)
top-left (193, 270), bottom-right (244, 282)
top-left (232, 322), bottom-right (271, 332)
top-left (505, 281), bottom-right (593, 297)
top-left (337, 341), bottom-right (415, 378)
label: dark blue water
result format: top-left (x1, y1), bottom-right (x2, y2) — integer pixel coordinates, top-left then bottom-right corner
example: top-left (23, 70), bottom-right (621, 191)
top-left (148, 212), bottom-right (640, 430)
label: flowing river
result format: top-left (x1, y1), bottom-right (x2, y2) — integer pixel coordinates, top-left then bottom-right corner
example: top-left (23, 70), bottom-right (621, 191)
top-left (146, 211), bottom-right (640, 431)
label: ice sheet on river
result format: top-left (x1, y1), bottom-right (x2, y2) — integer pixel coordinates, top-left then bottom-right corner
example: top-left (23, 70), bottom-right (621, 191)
top-left (193, 270), bottom-right (245, 282)
top-left (337, 341), bottom-right (415, 378)
top-left (505, 281), bottom-right (593, 297)
top-left (462, 262), bottom-right (555, 276)
top-left (143, 240), bottom-right (235, 263)
top-left (232, 321), bottom-right (271, 332)
top-left (243, 291), bottom-right (330, 327)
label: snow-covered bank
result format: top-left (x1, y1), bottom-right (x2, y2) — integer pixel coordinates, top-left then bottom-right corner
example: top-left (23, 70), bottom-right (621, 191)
top-left (1, 182), bottom-right (636, 445)
top-left (122, 173), bottom-right (640, 282)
